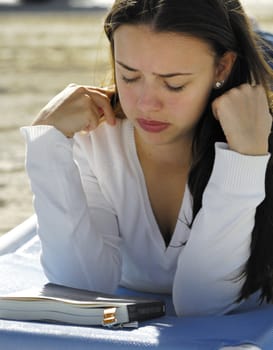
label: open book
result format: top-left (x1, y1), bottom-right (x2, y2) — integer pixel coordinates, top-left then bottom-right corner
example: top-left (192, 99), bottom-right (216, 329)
top-left (0, 283), bottom-right (166, 328)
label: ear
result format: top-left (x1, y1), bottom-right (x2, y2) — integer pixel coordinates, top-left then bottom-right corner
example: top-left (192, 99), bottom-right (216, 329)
top-left (214, 51), bottom-right (237, 84)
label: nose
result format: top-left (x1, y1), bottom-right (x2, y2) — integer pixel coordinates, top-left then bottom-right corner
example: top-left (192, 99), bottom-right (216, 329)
top-left (136, 83), bottom-right (163, 113)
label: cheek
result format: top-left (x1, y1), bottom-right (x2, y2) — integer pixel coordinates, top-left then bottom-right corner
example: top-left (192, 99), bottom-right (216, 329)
top-left (166, 92), bottom-right (196, 116)
top-left (184, 80), bottom-right (213, 108)
top-left (117, 84), bottom-right (136, 115)
top-left (167, 87), bottom-right (212, 123)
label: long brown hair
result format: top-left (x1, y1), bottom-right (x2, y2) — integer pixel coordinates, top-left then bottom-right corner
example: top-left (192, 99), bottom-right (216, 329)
top-left (104, 0), bottom-right (273, 303)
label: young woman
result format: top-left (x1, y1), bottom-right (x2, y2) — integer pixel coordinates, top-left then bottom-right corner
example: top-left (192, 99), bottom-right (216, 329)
top-left (21, 0), bottom-right (273, 316)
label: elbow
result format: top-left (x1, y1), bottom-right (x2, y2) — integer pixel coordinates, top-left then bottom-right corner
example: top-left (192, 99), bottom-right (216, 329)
top-left (173, 294), bottom-right (238, 317)
top-left (173, 281), bottom-right (241, 317)
top-left (40, 251), bottom-right (121, 293)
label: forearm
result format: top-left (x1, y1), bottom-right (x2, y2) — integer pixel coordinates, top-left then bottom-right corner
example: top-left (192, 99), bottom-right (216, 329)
top-left (173, 143), bottom-right (270, 316)
top-left (21, 126), bottom-right (122, 292)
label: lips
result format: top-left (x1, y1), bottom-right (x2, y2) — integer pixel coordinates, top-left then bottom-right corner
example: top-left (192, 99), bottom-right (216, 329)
top-left (137, 118), bottom-right (170, 133)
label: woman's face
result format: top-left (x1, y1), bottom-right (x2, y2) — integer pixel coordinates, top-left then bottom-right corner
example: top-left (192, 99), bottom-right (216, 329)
top-left (114, 25), bottom-right (219, 147)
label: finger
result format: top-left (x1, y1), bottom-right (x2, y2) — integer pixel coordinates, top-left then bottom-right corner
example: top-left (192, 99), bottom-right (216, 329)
top-left (86, 94), bottom-right (102, 130)
top-left (84, 89), bottom-right (116, 126)
top-left (84, 85), bottom-right (115, 100)
top-left (66, 84), bottom-right (115, 99)
top-left (211, 98), bottom-right (221, 121)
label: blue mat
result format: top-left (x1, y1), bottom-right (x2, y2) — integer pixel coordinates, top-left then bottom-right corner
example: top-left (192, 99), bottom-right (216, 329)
top-left (0, 219), bottom-right (273, 350)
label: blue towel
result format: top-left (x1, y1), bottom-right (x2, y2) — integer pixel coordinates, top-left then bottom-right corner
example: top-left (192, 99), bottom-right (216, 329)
top-left (0, 235), bottom-right (273, 350)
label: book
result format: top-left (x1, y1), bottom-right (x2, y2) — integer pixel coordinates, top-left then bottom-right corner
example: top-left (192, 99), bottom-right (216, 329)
top-left (0, 283), bottom-right (166, 328)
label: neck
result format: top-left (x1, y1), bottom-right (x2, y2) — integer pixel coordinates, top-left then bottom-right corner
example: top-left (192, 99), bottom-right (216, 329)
top-left (134, 130), bottom-right (193, 170)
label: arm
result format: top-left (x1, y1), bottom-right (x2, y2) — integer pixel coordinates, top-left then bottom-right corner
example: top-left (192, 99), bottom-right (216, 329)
top-left (173, 143), bottom-right (270, 316)
top-left (173, 83), bottom-right (272, 316)
top-left (21, 125), bottom-right (122, 293)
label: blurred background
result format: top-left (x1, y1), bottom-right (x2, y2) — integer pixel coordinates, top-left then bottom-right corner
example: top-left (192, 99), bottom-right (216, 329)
top-left (0, 0), bottom-right (272, 235)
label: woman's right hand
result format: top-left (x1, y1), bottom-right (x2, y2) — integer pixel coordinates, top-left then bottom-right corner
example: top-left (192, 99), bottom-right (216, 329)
top-left (32, 84), bottom-right (116, 138)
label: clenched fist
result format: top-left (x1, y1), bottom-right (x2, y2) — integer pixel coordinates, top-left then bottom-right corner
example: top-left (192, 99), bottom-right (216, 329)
top-left (212, 84), bottom-right (272, 155)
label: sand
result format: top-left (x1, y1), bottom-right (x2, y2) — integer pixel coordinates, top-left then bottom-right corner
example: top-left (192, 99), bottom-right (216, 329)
top-left (0, 11), bottom-right (111, 235)
top-left (0, 10), bottom-right (272, 236)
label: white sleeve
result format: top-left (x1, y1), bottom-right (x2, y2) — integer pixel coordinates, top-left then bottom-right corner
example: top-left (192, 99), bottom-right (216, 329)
top-left (173, 143), bottom-right (270, 316)
top-left (21, 125), bottom-right (122, 293)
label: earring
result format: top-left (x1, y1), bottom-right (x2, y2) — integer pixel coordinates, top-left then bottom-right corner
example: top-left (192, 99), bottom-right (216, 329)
top-left (215, 80), bottom-right (225, 89)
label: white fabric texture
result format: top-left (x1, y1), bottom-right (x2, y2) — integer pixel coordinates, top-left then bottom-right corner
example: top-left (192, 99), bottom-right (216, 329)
top-left (21, 119), bottom-right (270, 316)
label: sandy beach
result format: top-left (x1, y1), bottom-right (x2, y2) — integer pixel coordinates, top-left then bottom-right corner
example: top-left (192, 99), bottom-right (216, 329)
top-left (0, 8), bottom-right (272, 236)
top-left (0, 11), bottom-right (111, 235)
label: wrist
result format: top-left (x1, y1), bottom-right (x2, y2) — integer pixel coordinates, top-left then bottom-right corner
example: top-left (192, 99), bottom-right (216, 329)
top-left (230, 143), bottom-right (269, 156)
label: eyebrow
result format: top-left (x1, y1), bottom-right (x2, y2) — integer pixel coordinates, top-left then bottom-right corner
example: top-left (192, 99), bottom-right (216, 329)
top-left (116, 60), bottom-right (193, 78)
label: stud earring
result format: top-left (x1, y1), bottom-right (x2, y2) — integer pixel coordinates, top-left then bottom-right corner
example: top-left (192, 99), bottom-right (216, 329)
top-left (215, 80), bottom-right (225, 89)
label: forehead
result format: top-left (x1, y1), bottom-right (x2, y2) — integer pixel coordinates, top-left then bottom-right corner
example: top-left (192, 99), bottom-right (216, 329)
top-left (113, 25), bottom-right (216, 73)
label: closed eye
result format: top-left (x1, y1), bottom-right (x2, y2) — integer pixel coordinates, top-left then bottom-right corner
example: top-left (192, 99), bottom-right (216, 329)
top-left (121, 74), bottom-right (186, 92)
top-left (164, 82), bottom-right (186, 92)
top-left (121, 76), bottom-right (140, 84)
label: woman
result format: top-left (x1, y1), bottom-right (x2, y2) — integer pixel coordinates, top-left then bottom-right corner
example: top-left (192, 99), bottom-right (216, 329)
top-left (21, 0), bottom-right (273, 316)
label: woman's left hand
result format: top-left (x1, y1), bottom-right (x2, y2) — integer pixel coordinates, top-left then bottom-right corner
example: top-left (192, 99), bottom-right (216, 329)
top-left (212, 84), bottom-right (272, 155)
